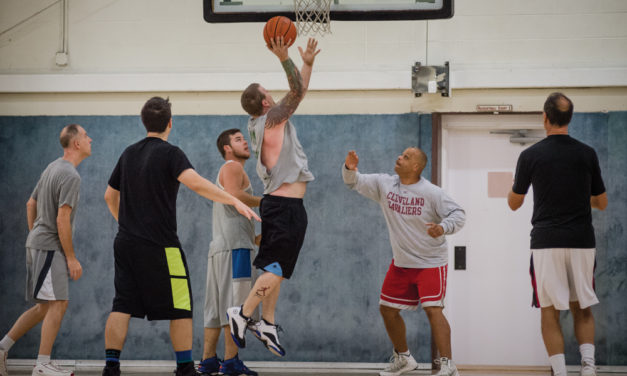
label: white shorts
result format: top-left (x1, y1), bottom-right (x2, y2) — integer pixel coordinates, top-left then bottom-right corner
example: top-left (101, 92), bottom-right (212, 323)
top-left (530, 248), bottom-right (599, 310)
top-left (204, 248), bottom-right (258, 328)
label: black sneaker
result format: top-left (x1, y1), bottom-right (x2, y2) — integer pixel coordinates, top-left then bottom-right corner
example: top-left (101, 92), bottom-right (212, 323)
top-left (102, 364), bottom-right (121, 376)
top-left (174, 362), bottom-right (201, 376)
top-left (198, 356), bottom-right (221, 375)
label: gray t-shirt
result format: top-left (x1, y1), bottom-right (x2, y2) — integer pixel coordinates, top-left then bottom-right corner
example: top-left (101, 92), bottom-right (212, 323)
top-left (208, 161), bottom-right (256, 255)
top-left (247, 115), bottom-right (314, 194)
top-left (26, 158), bottom-right (81, 252)
top-left (342, 165), bottom-right (465, 268)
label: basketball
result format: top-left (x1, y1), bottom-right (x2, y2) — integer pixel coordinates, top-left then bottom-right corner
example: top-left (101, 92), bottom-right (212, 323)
top-left (263, 16), bottom-right (297, 47)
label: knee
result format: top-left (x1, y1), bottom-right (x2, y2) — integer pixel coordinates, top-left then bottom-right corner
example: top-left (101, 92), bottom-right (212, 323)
top-left (48, 300), bottom-right (69, 314)
top-left (424, 306), bottom-right (442, 320)
top-left (379, 304), bottom-right (400, 319)
top-left (571, 303), bottom-right (594, 321)
top-left (34, 303), bottom-right (50, 317)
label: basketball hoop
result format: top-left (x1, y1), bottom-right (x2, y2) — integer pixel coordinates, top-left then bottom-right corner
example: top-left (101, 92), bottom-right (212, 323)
top-left (294, 0), bottom-right (332, 37)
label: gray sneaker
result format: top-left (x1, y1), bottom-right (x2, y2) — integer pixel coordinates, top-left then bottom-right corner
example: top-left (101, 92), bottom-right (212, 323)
top-left (0, 349), bottom-right (8, 376)
top-left (379, 351), bottom-right (418, 376)
top-left (32, 361), bottom-right (74, 376)
top-left (435, 357), bottom-right (459, 376)
top-left (581, 361), bottom-right (596, 376)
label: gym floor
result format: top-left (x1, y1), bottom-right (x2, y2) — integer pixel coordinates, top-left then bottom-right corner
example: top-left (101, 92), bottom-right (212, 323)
top-left (6, 360), bottom-right (627, 375)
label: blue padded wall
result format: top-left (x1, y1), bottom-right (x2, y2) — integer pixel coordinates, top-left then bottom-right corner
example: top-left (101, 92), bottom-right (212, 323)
top-left (0, 113), bottom-right (433, 362)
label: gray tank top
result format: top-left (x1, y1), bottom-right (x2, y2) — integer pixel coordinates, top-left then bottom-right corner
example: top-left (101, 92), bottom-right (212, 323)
top-left (247, 115), bottom-right (314, 194)
top-left (208, 161), bottom-right (256, 255)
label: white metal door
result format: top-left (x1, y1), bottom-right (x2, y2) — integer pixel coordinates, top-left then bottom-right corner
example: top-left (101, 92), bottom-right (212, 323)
top-left (441, 114), bottom-right (548, 366)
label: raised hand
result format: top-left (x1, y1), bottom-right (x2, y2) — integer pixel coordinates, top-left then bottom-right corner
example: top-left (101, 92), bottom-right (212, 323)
top-left (298, 38), bottom-right (321, 66)
top-left (345, 150), bottom-right (359, 170)
top-left (268, 36), bottom-right (289, 62)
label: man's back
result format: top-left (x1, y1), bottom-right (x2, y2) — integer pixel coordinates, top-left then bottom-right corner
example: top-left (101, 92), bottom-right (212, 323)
top-left (513, 135), bottom-right (605, 248)
top-left (108, 137), bottom-right (192, 246)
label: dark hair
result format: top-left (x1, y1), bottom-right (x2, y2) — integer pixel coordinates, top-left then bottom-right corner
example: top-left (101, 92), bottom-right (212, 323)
top-left (241, 83), bottom-right (264, 116)
top-left (216, 128), bottom-right (242, 159)
top-left (141, 97), bottom-right (172, 132)
top-left (59, 124), bottom-right (80, 148)
top-left (543, 92), bottom-right (573, 126)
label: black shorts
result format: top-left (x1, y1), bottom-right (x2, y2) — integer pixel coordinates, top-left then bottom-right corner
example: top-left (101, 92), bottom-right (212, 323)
top-left (112, 232), bottom-right (193, 320)
top-left (254, 195), bottom-right (307, 279)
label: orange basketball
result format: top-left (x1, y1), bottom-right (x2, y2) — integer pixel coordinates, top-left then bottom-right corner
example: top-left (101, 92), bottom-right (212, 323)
top-left (263, 16), bottom-right (297, 47)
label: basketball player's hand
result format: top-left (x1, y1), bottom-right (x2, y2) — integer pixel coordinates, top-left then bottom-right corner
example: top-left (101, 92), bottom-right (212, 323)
top-left (66, 256), bottom-right (83, 280)
top-left (298, 38), bottom-right (320, 66)
top-left (234, 200), bottom-right (261, 222)
top-left (426, 223), bottom-right (444, 238)
top-left (345, 150), bottom-right (359, 170)
top-left (268, 36), bottom-right (289, 62)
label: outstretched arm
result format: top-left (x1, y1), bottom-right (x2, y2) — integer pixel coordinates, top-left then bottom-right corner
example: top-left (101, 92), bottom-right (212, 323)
top-left (178, 169), bottom-right (260, 221)
top-left (265, 37), bottom-right (320, 129)
top-left (298, 38), bottom-right (320, 95)
top-left (221, 162), bottom-right (261, 208)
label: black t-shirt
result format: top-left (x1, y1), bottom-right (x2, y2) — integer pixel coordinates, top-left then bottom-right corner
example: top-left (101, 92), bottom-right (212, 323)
top-left (108, 137), bottom-right (194, 247)
top-left (512, 135), bottom-right (605, 249)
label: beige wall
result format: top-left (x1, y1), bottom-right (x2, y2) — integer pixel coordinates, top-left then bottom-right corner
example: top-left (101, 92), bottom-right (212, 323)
top-left (1, 0), bottom-right (626, 115)
top-left (1, 87), bottom-right (627, 116)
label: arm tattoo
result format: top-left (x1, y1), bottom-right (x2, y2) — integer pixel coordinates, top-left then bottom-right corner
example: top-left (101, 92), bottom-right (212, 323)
top-left (266, 58), bottom-right (304, 129)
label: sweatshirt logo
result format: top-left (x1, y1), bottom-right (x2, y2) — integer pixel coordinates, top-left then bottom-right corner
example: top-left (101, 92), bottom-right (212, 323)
top-left (386, 191), bottom-right (424, 215)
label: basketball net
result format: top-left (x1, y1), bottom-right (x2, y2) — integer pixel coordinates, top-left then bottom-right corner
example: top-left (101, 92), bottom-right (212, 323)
top-left (294, 0), bottom-right (332, 36)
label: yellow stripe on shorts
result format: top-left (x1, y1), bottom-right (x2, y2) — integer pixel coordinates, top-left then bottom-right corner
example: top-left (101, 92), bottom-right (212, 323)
top-left (164, 247), bottom-right (191, 311)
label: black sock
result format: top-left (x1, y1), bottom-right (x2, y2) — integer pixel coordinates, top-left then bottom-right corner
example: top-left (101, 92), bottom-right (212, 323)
top-left (105, 349), bottom-right (121, 368)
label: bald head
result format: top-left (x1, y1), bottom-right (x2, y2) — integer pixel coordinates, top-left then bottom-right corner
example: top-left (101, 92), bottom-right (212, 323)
top-left (543, 92), bottom-right (573, 126)
top-left (60, 124), bottom-right (81, 149)
top-left (408, 147), bottom-right (428, 173)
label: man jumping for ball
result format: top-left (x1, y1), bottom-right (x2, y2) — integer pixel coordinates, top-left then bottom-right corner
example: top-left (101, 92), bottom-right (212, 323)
top-left (227, 36), bottom-right (320, 357)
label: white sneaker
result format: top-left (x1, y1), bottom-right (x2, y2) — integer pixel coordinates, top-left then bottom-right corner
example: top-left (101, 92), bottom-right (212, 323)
top-left (435, 357), bottom-right (459, 376)
top-left (0, 349), bottom-right (8, 376)
top-left (249, 318), bottom-right (285, 357)
top-left (581, 361), bottom-right (596, 376)
top-left (32, 361), bottom-right (74, 376)
top-left (226, 306), bottom-right (253, 348)
top-left (379, 350), bottom-right (418, 376)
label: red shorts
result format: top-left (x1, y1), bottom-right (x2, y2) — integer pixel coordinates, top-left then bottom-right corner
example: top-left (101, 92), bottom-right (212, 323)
top-left (380, 261), bottom-right (447, 310)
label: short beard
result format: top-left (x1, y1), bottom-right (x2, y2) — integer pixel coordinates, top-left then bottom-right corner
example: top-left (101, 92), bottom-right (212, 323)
top-left (233, 150), bottom-right (250, 160)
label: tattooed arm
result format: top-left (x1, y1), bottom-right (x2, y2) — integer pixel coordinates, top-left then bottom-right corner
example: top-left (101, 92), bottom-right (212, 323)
top-left (265, 36), bottom-right (306, 129)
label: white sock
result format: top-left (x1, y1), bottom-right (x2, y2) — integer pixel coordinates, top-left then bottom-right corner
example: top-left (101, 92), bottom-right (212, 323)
top-left (0, 336), bottom-right (15, 351)
top-left (580, 343), bottom-right (595, 365)
top-left (37, 354), bottom-right (51, 364)
top-left (549, 354), bottom-right (567, 376)
top-left (397, 350), bottom-right (410, 357)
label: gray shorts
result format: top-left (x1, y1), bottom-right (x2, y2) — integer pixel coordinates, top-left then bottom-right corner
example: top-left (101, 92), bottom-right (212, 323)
top-left (204, 248), bottom-right (257, 328)
top-left (25, 248), bottom-right (69, 302)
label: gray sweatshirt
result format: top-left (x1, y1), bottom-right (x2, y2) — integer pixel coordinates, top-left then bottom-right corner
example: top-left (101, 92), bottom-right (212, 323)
top-left (342, 165), bottom-right (465, 268)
